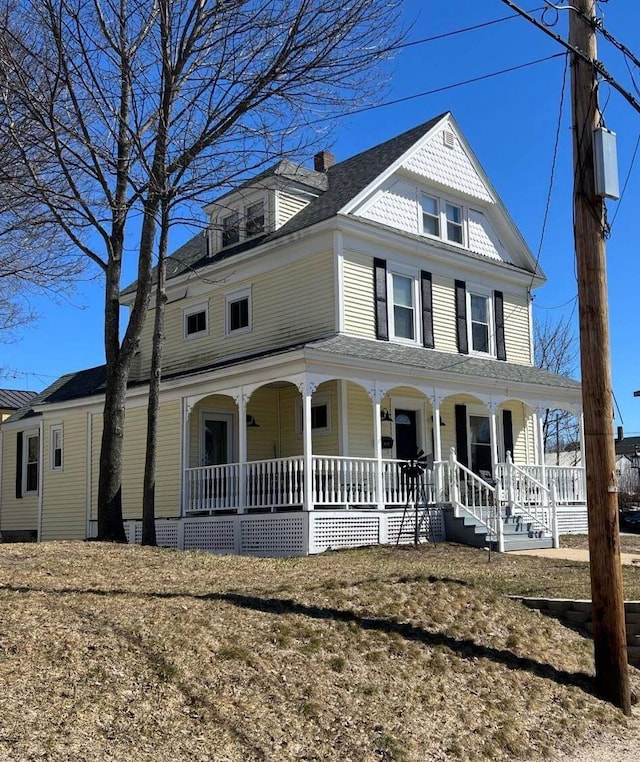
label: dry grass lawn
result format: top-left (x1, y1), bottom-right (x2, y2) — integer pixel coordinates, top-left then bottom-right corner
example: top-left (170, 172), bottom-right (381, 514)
top-left (1, 540), bottom-right (639, 761)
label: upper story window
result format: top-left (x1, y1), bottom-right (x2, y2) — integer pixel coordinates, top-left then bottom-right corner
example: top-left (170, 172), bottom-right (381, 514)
top-left (420, 192), bottom-right (465, 246)
top-left (245, 201), bottom-right (265, 237)
top-left (225, 286), bottom-right (252, 335)
top-left (391, 273), bottom-right (417, 341)
top-left (24, 430), bottom-right (39, 493)
top-left (469, 291), bottom-right (492, 354)
top-left (222, 212), bottom-right (240, 247)
top-left (183, 302), bottom-right (208, 339)
top-left (50, 424), bottom-right (63, 471)
top-left (421, 195), bottom-right (440, 237)
top-left (446, 203), bottom-right (463, 244)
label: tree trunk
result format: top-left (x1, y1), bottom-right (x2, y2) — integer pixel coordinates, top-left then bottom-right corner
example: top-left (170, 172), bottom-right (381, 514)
top-left (141, 199), bottom-right (170, 546)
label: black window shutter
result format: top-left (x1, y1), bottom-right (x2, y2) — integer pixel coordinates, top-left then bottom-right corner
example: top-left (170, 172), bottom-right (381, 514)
top-left (373, 258), bottom-right (389, 341)
top-left (421, 271), bottom-right (434, 349)
top-left (494, 290), bottom-right (507, 361)
top-left (16, 431), bottom-right (23, 499)
top-left (503, 409), bottom-right (514, 459)
top-left (455, 280), bottom-right (468, 354)
top-left (455, 404), bottom-right (469, 467)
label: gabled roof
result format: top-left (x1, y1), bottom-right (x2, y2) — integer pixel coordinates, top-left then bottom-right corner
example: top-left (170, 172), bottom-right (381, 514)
top-left (0, 388), bottom-right (37, 410)
top-left (122, 114), bottom-right (450, 297)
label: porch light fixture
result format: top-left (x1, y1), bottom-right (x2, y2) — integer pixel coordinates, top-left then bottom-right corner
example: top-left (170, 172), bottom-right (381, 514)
top-left (430, 415), bottom-right (446, 427)
top-left (246, 415), bottom-right (260, 428)
top-left (380, 408), bottom-right (393, 423)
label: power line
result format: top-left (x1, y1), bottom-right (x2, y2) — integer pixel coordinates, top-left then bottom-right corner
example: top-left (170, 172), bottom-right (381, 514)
top-left (396, 8), bottom-right (546, 51)
top-left (530, 52), bottom-right (569, 292)
top-left (325, 52), bottom-right (565, 121)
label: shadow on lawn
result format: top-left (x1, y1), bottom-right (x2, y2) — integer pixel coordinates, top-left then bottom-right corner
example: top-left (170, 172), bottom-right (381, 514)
top-left (1, 581), bottom-right (596, 699)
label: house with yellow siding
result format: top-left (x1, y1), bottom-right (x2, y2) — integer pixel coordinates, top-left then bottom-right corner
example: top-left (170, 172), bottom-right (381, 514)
top-left (0, 113), bottom-right (587, 554)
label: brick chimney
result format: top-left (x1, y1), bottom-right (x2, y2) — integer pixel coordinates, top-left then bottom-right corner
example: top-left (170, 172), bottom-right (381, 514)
top-left (314, 150), bottom-right (335, 172)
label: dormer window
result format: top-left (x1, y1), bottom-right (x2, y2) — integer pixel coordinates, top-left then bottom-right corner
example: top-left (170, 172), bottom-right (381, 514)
top-left (246, 201), bottom-right (265, 237)
top-left (222, 212), bottom-right (239, 247)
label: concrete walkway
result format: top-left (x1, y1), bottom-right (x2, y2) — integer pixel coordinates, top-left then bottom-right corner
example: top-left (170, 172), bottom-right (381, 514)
top-left (510, 547), bottom-right (640, 566)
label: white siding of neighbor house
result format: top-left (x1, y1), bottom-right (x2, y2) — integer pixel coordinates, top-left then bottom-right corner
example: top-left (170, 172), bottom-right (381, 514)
top-left (41, 414), bottom-right (87, 540)
top-left (402, 126), bottom-right (493, 202)
top-left (137, 251), bottom-right (335, 378)
top-left (0, 428), bottom-right (38, 533)
top-left (276, 191), bottom-right (309, 227)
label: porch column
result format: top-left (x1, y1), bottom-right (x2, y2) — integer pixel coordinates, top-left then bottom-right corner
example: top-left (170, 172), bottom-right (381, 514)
top-left (300, 378), bottom-right (316, 511)
top-left (429, 392), bottom-right (445, 502)
top-left (181, 397), bottom-right (193, 516)
top-left (234, 389), bottom-right (247, 514)
top-left (488, 400), bottom-right (499, 476)
top-left (535, 406), bottom-right (547, 487)
top-left (371, 386), bottom-right (384, 510)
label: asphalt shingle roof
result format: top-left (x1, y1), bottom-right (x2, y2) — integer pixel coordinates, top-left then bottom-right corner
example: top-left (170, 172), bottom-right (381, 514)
top-left (305, 335), bottom-right (581, 390)
top-left (122, 114), bottom-right (449, 296)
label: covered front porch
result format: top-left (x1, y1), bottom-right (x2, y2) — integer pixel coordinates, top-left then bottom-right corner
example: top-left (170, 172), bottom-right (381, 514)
top-left (174, 352), bottom-right (586, 553)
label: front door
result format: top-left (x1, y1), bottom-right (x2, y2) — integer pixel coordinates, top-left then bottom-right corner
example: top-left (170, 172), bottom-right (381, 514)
top-left (202, 413), bottom-right (234, 466)
top-left (395, 409), bottom-right (418, 460)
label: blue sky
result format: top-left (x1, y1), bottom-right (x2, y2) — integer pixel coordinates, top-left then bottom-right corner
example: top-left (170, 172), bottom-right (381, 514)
top-left (4, 0), bottom-right (640, 433)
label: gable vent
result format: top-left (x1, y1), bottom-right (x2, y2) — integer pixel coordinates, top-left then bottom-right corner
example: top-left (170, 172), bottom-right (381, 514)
top-left (443, 129), bottom-right (455, 149)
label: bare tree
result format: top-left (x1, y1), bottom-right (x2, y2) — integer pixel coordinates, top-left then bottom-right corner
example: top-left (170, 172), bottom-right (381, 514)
top-left (534, 313), bottom-right (580, 460)
top-left (0, 0), bottom-right (402, 540)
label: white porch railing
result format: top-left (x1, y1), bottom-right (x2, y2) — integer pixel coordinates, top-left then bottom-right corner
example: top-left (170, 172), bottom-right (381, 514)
top-left (495, 454), bottom-right (556, 545)
top-left (513, 464), bottom-right (585, 505)
top-left (185, 463), bottom-right (240, 512)
top-left (183, 455), bottom-right (583, 532)
top-left (448, 450), bottom-right (502, 550)
top-left (245, 456), bottom-right (304, 508)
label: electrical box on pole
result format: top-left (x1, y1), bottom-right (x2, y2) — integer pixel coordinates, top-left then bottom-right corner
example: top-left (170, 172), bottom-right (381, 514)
top-left (593, 127), bottom-right (620, 200)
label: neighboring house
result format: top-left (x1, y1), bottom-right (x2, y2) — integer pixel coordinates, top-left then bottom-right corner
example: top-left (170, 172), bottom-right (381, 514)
top-left (614, 435), bottom-right (640, 493)
top-left (0, 389), bottom-right (38, 541)
top-left (0, 389), bottom-right (37, 424)
top-left (0, 113), bottom-right (587, 554)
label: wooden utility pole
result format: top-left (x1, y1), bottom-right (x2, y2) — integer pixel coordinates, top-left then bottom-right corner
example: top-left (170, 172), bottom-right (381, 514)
top-left (569, 0), bottom-right (631, 714)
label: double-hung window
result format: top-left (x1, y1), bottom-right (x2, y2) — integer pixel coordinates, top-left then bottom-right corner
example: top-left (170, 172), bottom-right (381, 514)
top-left (222, 211), bottom-right (239, 247)
top-left (245, 201), bottom-right (265, 237)
top-left (390, 272), bottom-right (418, 342)
top-left (469, 292), bottom-right (492, 354)
top-left (225, 286), bottom-right (252, 334)
top-left (50, 424), bottom-right (63, 471)
top-left (445, 203), bottom-right (463, 244)
top-left (24, 430), bottom-right (39, 493)
top-left (421, 194), bottom-right (440, 237)
top-left (419, 192), bottom-right (465, 246)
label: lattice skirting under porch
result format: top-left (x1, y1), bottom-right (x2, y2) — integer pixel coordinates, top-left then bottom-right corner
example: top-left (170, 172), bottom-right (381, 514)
top-left (87, 507), bottom-right (447, 557)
